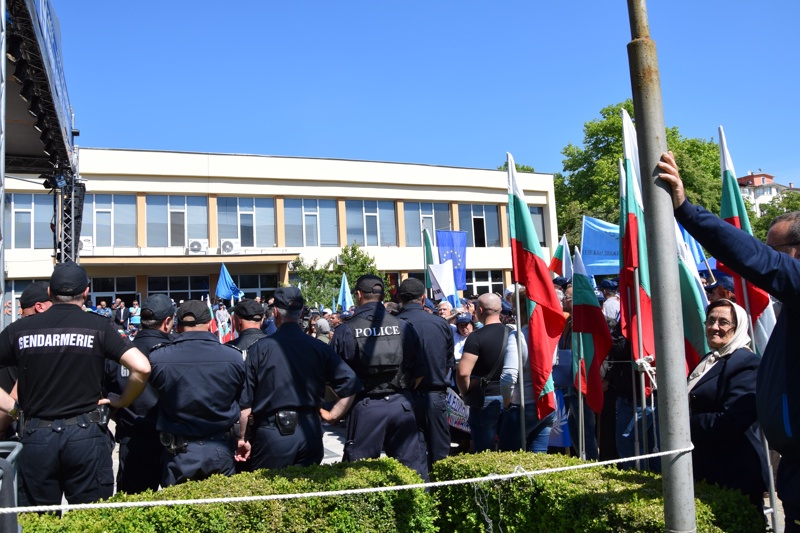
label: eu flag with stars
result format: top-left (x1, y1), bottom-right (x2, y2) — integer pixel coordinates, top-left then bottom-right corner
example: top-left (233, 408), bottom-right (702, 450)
top-left (436, 230), bottom-right (467, 290)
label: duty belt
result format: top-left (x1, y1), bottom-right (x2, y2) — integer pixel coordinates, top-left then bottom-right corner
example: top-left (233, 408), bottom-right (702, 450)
top-left (160, 427), bottom-right (235, 455)
top-left (24, 406), bottom-right (110, 432)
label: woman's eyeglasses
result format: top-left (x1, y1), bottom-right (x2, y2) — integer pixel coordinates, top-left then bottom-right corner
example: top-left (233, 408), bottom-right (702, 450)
top-left (704, 317), bottom-right (733, 328)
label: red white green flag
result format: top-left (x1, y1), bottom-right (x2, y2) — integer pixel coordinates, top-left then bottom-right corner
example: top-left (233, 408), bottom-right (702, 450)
top-left (507, 152), bottom-right (566, 418)
top-left (549, 234), bottom-right (573, 278)
top-left (674, 222), bottom-right (709, 370)
top-left (718, 126), bottom-right (775, 356)
top-left (618, 110), bottom-right (656, 366)
top-left (571, 247), bottom-right (612, 414)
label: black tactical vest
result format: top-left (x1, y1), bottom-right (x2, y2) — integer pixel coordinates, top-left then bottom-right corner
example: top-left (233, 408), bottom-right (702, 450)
top-left (346, 311), bottom-right (406, 394)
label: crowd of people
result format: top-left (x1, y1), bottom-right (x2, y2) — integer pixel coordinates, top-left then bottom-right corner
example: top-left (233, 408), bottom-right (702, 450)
top-left (0, 152), bottom-right (795, 529)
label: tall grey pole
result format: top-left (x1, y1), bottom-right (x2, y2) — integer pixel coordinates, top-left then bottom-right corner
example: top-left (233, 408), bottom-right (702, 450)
top-left (626, 1), bottom-right (697, 532)
top-left (0, 0), bottom-right (7, 330)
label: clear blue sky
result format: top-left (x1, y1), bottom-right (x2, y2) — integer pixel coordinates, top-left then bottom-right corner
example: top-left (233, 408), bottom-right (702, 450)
top-left (52, 1), bottom-right (800, 183)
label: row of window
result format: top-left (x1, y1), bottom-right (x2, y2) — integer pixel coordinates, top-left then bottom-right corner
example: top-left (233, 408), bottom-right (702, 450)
top-left (4, 194), bottom-right (547, 250)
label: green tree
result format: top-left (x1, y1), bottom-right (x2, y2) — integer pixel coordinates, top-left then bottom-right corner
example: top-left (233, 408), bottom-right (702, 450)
top-left (751, 191), bottom-right (800, 241)
top-left (289, 243), bottom-right (390, 309)
top-left (554, 100), bottom-right (721, 246)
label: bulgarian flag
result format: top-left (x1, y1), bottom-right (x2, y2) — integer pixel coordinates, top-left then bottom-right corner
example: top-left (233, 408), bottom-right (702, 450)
top-left (718, 126), bottom-right (776, 356)
top-left (507, 152), bottom-right (566, 418)
top-left (423, 228), bottom-right (436, 290)
top-left (618, 110), bottom-right (656, 366)
top-left (571, 247), bottom-right (612, 414)
top-left (674, 222), bottom-right (709, 371)
top-left (549, 234), bottom-right (573, 279)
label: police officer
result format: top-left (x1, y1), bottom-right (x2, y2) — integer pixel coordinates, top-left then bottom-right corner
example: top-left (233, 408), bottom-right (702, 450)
top-left (331, 274), bottom-right (428, 480)
top-left (149, 300), bottom-right (246, 487)
top-left (227, 299), bottom-right (268, 355)
top-left (0, 262), bottom-right (151, 506)
top-left (240, 287), bottom-right (360, 469)
top-left (105, 294), bottom-right (175, 494)
top-left (397, 278), bottom-right (454, 469)
top-left (0, 282), bottom-right (53, 439)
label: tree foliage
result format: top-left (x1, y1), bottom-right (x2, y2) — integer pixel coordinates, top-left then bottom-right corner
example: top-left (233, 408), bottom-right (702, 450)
top-left (553, 100), bottom-right (721, 246)
top-left (751, 191), bottom-right (800, 241)
top-left (289, 243), bottom-right (390, 309)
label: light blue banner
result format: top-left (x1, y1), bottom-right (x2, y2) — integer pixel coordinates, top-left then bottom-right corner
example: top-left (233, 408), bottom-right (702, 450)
top-left (580, 216), bottom-right (620, 277)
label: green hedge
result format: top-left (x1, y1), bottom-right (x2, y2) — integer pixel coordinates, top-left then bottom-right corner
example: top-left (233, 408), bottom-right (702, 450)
top-left (430, 451), bottom-right (765, 533)
top-left (19, 458), bottom-right (436, 533)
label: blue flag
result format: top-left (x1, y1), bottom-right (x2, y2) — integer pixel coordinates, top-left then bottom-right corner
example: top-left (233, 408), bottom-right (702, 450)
top-left (580, 216), bottom-right (620, 277)
top-left (338, 273), bottom-right (354, 312)
top-left (436, 230), bottom-right (467, 290)
top-left (678, 222), bottom-right (706, 266)
top-left (216, 263), bottom-right (243, 300)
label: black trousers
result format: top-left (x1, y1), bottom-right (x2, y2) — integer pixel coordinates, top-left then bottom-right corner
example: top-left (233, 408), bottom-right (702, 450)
top-left (18, 422), bottom-right (114, 506)
top-left (250, 413), bottom-right (324, 470)
top-left (116, 431), bottom-right (162, 494)
top-left (412, 390), bottom-right (450, 469)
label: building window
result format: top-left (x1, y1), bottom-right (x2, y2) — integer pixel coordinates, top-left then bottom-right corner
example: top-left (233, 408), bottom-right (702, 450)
top-left (82, 194), bottom-right (136, 247)
top-left (346, 200), bottom-right (397, 246)
top-left (146, 195), bottom-right (207, 247)
top-left (147, 275), bottom-right (210, 303)
top-left (528, 206), bottom-right (547, 247)
top-left (218, 197), bottom-right (275, 248)
top-left (285, 199), bottom-right (338, 247)
top-left (227, 273), bottom-right (280, 300)
top-left (458, 204), bottom-right (500, 247)
top-left (87, 276), bottom-right (138, 310)
top-left (464, 270), bottom-right (504, 298)
top-left (3, 193), bottom-right (53, 249)
top-left (404, 202), bottom-right (451, 246)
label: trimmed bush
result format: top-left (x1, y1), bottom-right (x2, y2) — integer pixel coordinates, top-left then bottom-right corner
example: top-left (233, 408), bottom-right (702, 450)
top-left (431, 451), bottom-right (765, 533)
top-left (19, 458), bottom-right (436, 533)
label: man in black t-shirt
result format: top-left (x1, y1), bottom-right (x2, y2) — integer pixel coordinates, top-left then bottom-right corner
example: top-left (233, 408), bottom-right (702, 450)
top-left (0, 262), bottom-right (151, 506)
top-left (457, 292), bottom-right (512, 453)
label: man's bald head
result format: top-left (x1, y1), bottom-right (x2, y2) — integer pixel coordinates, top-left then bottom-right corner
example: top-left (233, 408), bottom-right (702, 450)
top-left (477, 293), bottom-right (502, 322)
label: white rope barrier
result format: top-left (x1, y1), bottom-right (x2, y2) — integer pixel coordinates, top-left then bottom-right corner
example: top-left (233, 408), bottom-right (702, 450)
top-left (0, 445), bottom-right (694, 515)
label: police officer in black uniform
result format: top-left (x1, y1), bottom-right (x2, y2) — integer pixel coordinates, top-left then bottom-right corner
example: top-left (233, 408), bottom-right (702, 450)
top-left (149, 300), bottom-right (246, 487)
top-left (331, 274), bottom-right (428, 480)
top-left (105, 294), bottom-right (175, 494)
top-left (240, 287), bottom-right (360, 470)
top-left (0, 262), bottom-right (151, 506)
top-left (397, 278), bottom-right (454, 469)
top-left (227, 299), bottom-right (267, 355)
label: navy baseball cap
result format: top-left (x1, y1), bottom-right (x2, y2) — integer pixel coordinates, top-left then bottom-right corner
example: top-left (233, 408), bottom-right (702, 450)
top-left (20, 281), bottom-right (50, 308)
top-left (141, 294), bottom-right (175, 321)
top-left (456, 312), bottom-right (473, 325)
top-left (273, 287), bottom-right (304, 310)
top-left (49, 262), bottom-right (89, 296)
top-left (398, 278), bottom-right (425, 299)
top-left (706, 276), bottom-right (735, 294)
top-left (599, 278), bottom-right (619, 291)
top-left (176, 300), bottom-right (212, 325)
top-left (233, 299), bottom-right (264, 320)
top-left (353, 274), bottom-right (384, 295)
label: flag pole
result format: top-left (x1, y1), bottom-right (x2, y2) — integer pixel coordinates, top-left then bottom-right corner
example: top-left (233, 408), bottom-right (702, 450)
top-left (702, 257), bottom-right (716, 284)
top-left (513, 285), bottom-right (527, 449)
top-left (633, 267), bottom-right (650, 470)
top-left (576, 344), bottom-right (586, 460)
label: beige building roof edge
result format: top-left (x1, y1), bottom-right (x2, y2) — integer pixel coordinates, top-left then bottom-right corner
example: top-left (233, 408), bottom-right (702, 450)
top-left (77, 147), bottom-right (554, 194)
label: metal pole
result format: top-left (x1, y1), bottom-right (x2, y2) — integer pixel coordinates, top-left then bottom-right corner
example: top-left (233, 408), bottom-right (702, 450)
top-left (577, 356), bottom-right (585, 460)
top-left (626, 1), bottom-right (697, 531)
top-left (633, 267), bottom-right (650, 470)
top-left (513, 286), bottom-right (527, 449)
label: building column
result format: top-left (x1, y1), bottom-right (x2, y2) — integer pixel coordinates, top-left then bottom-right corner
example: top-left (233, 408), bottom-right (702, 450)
top-left (208, 194), bottom-right (218, 247)
top-left (337, 199), bottom-right (347, 247)
top-left (275, 197), bottom-right (285, 247)
top-left (396, 200), bottom-right (405, 247)
top-left (136, 193), bottom-right (147, 248)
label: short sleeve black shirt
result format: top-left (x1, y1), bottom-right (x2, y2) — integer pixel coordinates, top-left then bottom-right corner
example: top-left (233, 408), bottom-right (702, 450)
top-left (462, 323), bottom-right (509, 396)
top-left (0, 303), bottom-right (133, 418)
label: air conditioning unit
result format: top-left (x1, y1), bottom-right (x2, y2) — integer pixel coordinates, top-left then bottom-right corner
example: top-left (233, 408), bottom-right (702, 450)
top-left (186, 239), bottom-right (209, 255)
top-left (79, 236), bottom-right (94, 253)
top-left (220, 238), bottom-right (241, 255)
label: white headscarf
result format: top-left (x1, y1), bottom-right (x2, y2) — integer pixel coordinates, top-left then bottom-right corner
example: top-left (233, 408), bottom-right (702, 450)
top-left (687, 299), bottom-right (750, 392)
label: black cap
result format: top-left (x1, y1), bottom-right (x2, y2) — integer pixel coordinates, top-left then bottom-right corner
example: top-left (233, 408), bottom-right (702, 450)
top-left (233, 299), bottom-right (264, 321)
top-left (49, 262), bottom-right (89, 296)
top-left (19, 282), bottom-right (50, 309)
top-left (273, 287), bottom-right (304, 310)
top-left (141, 294), bottom-right (175, 321)
top-left (552, 276), bottom-right (570, 289)
top-left (599, 278), bottom-right (619, 291)
top-left (353, 274), bottom-right (384, 295)
top-left (176, 300), bottom-right (212, 325)
top-left (398, 278), bottom-right (425, 299)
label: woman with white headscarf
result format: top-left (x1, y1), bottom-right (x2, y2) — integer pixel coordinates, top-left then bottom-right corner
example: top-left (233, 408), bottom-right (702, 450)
top-left (688, 298), bottom-right (768, 510)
